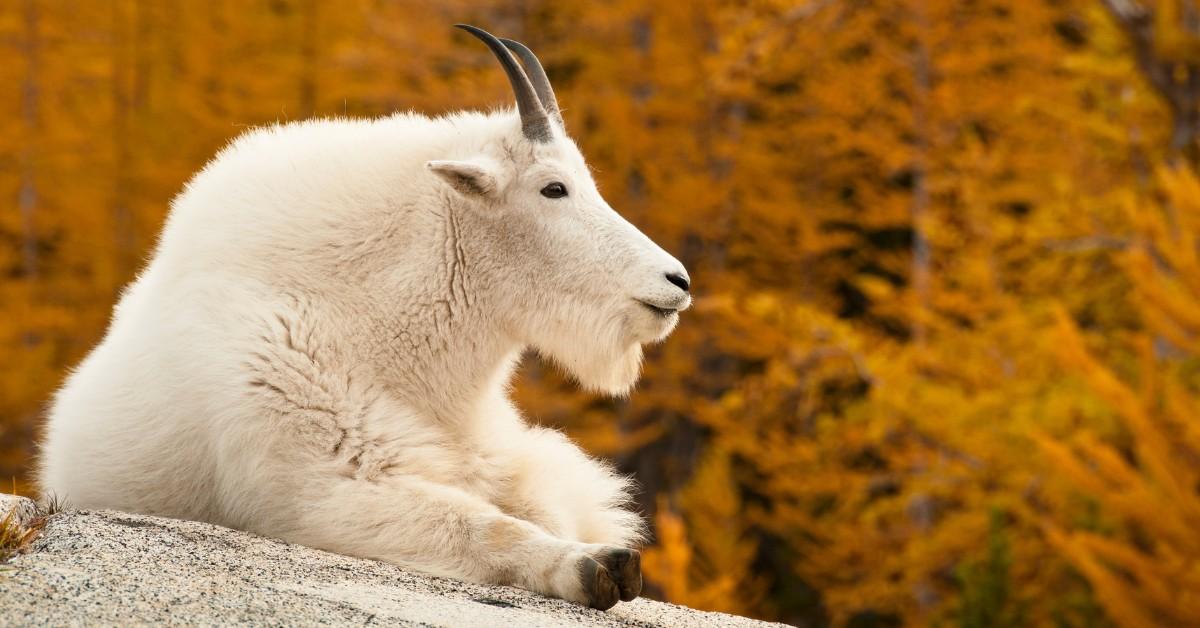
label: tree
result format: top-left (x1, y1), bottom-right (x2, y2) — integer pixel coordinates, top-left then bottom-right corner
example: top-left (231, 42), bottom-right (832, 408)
top-left (1041, 166), bottom-right (1200, 627)
top-left (3, 1), bottom-right (1199, 624)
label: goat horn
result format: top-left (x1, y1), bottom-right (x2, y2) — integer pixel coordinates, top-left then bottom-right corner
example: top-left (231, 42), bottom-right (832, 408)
top-left (500, 38), bottom-right (564, 129)
top-left (455, 24), bottom-right (553, 143)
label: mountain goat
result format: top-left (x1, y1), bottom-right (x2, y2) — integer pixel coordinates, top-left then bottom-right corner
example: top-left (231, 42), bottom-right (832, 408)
top-left (38, 25), bottom-right (691, 610)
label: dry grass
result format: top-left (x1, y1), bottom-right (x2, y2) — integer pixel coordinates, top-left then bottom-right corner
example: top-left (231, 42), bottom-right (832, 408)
top-left (0, 494), bottom-right (64, 564)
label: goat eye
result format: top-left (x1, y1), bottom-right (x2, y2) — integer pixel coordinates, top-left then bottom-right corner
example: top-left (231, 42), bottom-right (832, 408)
top-left (540, 182), bottom-right (568, 199)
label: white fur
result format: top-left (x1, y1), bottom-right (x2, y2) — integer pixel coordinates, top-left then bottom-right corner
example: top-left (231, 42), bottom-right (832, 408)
top-left (38, 107), bottom-right (689, 606)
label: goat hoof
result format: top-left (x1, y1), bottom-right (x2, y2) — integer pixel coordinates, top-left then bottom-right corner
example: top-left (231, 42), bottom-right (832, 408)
top-left (579, 556), bottom-right (621, 610)
top-left (593, 547), bottom-right (642, 602)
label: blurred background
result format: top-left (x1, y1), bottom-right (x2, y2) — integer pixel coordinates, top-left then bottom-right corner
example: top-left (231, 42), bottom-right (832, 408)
top-left (3, 0), bottom-right (1199, 625)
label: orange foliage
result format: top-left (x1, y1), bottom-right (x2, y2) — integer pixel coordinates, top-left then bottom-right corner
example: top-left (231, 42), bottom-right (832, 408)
top-left (1039, 167), bottom-right (1200, 627)
top-left (3, 1), bottom-right (1200, 625)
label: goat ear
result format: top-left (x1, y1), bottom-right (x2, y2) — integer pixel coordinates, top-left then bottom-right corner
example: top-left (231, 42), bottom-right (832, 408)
top-left (427, 159), bottom-right (500, 197)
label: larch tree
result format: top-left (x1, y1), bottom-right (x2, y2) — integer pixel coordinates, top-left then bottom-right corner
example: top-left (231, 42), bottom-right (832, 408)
top-left (3, 2), bottom-right (1199, 625)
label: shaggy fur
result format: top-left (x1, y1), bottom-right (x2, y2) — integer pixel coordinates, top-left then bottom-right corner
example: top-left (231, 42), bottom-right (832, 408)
top-left (38, 106), bottom-right (690, 608)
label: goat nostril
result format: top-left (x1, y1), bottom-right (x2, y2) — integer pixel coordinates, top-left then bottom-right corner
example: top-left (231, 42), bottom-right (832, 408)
top-left (665, 272), bottom-right (690, 292)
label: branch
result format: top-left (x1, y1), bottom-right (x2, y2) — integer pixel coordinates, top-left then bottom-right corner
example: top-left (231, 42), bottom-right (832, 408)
top-left (1041, 236), bottom-right (1131, 252)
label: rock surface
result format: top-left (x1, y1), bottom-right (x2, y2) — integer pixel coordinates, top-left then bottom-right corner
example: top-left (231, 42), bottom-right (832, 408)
top-left (0, 496), bottom-right (786, 627)
top-left (0, 493), bottom-right (38, 528)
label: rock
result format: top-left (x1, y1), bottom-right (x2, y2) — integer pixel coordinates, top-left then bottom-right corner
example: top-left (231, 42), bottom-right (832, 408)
top-left (0, 494), bottom-right (38, 529)
top-left (0, 505), bottom-right (788, 627)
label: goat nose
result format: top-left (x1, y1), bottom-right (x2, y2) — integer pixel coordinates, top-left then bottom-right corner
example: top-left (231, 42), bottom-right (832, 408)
top-left (665, 272), bottom-right (690, 292)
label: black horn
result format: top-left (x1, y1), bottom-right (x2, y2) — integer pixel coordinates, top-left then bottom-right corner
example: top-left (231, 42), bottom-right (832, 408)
top-left (455, 24), bottom-right (553, 143)
top-left (500, 38), bottom-right (564, 129)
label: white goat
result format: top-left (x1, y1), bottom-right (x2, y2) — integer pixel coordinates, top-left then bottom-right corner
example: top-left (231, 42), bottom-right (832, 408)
top-left (38, 25), bottom-right (691, 610)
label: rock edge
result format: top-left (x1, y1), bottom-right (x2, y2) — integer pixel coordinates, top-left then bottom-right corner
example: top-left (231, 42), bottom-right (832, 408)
top-left (0, 495), bottom-right (789, 627)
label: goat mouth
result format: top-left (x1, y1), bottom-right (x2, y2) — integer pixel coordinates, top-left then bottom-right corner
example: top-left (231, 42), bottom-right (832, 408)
top-left (637, 301), bottom-right (678, 318)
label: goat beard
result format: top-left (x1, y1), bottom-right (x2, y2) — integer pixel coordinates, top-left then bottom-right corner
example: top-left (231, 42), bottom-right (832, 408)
top-left (533, 323), bottom-right (645, 397)
top-left (563, 342), bottom-right (645, 397)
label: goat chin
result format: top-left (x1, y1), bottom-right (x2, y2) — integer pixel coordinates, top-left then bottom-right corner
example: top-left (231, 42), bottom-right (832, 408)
top-left (547, 340), bottom-right (646, 397)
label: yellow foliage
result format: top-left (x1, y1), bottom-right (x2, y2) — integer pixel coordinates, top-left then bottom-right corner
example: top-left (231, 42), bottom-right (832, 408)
top-left (4, 0), bottom-right (1200, 625)
top-left (1038, 167), bottom-right (1200, 627)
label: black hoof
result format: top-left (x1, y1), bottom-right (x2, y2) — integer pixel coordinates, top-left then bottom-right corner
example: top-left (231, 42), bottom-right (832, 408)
top-left (595, 547), bottom-right (642, 602)
top-left (579, 556), bottom-right (621, 610)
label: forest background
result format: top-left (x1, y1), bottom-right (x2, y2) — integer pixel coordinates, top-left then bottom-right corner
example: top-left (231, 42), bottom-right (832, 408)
top-left (3, 1), bottom-right (1199, 625)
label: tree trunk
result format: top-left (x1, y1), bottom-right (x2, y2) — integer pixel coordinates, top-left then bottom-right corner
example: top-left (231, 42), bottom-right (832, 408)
top-left (1102, 0), bottom-right (1200, 168)
top-left (18, 0), bottom-right (41, 281)
top-left (910, 0), bottom-right (932, 348)
top-left (111, 0), bottom-right (132, 285)
top-left (300, 0), bottom-right (318, 116)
